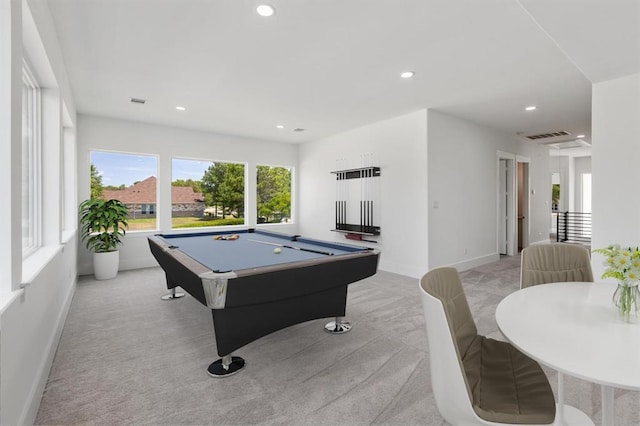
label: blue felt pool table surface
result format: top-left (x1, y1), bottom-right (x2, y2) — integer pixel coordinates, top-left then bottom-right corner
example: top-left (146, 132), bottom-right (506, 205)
top-left (157, 229), bottom-right (368, 273)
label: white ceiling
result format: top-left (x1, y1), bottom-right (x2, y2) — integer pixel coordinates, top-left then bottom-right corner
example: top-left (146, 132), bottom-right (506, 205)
top-left (43, 0), bottom-right (640, 144)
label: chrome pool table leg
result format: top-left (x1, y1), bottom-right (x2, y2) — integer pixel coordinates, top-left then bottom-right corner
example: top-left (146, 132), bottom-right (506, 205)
top-left (161, 287), bottom-right (185, 300)
top-left (324, 316), bottom-right (352, 334)
top-left (207, 354), bottom-right (246, 378)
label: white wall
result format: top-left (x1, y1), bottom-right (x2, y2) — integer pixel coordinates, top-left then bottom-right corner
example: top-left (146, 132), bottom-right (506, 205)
top-left (0, 0), bottom-right (23, 293)
top-left (76, 115), bottom-right (300, 275)
top-left (1, 243), bottom-right (77, 425)
top-left (427, 110), bottom-right (551, 269)
top-left (592, 72), bottom-right (640, 278)
top-left (0, 0), bottom-right (78, 424)
top-left (573, 156), bottom-right (591, 212)
top-left (298, 110), bottom-right (429, 278)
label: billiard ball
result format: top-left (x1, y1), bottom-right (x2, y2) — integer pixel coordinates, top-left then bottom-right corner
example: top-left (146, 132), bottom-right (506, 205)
top-left (274, 247), bottom-right (281, 254)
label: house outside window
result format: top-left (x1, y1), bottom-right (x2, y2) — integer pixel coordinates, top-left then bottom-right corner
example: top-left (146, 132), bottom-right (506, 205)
top-left (171, 158), bottom-right (245, 229)
top-left (90, 151), bottom-right (158, 231)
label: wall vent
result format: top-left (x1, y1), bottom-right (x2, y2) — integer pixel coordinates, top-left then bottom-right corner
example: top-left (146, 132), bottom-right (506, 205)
top-left (129, 97), bottom-right (147, 104)
top-left (525, 131), bottom-right (569, 140)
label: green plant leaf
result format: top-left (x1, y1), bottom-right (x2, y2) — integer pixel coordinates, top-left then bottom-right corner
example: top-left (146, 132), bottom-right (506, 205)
top-left (78, 198), bottom-right (129, 252)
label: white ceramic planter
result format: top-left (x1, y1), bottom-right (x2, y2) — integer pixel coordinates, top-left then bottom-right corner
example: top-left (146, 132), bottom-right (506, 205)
top-left (93, 250), bottom-right (120, 280)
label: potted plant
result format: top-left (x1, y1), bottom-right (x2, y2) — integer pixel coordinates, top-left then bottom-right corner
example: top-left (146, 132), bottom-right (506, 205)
top-left (79, 198), bottom-right (129, 280)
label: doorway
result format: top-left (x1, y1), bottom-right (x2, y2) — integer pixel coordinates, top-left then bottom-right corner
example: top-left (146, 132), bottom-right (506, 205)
top-left (517, 161), bottom-right (530, 252)
top-left (498, 159), bottom-right (509, 255)
top-left (497, 152), bottom-right (530, 256)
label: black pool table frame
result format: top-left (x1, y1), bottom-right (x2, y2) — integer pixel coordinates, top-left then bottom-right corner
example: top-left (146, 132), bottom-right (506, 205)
top-left (148, 230), bottom-right (380, 377)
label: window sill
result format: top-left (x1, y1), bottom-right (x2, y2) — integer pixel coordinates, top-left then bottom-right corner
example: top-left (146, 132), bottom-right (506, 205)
top-left (164, 224), bottom-right (248, 235)
top-left (257, 222), bottom-right (295, 227)
top-left (62, 229), bottom-right (77, 244)
top-left (0, 288), bottom-right (24, 315)
top-left (123, 229), bottom-right (160, 238)
top-left (22, 244), bottom-right (63, 286)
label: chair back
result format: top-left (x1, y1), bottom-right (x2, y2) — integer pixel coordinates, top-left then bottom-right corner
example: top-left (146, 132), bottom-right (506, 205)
top-left (420, 267), bottom-right (557, 425)
top-left (520, 243), bottom-right (593, 289)
top-left (419, 267), bottom-right (480, 424)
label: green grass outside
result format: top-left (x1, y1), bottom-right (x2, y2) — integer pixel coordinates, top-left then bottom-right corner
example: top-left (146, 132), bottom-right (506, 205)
top-left (126, 216), bottom-right (245, 231)
top-left (173, 217), bottom-right (245, 228)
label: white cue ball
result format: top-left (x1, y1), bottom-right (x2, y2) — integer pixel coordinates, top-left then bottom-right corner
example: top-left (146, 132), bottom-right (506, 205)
top-left (274, 247), bottom-right (282, 254)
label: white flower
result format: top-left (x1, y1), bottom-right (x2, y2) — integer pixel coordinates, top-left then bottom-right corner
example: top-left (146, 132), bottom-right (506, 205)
top-left (614, 253), bottom-right (631, 269)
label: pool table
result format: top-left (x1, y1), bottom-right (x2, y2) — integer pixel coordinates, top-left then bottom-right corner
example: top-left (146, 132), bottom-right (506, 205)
top-left (148, 229), bottom-right (380, 377)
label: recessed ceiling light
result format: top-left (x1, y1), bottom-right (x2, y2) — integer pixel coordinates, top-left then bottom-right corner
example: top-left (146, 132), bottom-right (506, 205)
top-left (276, 125), bottom-right (284, 129)
top-left (400, 71), bottom-right (415, 79)
top-left (577, 134), bottom-right (585, 138)
top-left (256, 4), bottom-right (275, 17)
top-left (176, 106), bottom-right (186, 111)
top-left (525, 106), bottom-right (537, 111)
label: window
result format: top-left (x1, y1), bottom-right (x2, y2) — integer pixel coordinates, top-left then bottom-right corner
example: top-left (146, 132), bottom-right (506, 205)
top-left (582, 173), bottom-right (592, 213)
top-left (90, 151), bottom-right (158, 231)
top-left (22, 62), bottom-right (42, 257)
top-left (257, 165), bottom-right (292, 224)
top-left (172, 158), bottom-right (245, 229)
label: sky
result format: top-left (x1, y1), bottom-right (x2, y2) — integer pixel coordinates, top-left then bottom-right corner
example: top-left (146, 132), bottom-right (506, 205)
top-left (91, 151), bottom-right (212, 187)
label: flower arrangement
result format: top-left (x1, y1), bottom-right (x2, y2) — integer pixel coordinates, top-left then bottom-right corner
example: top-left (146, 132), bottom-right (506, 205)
top-left (593, 244), bottom-right (640, 283)
top-left (593, 244), bottom-right (640, 322)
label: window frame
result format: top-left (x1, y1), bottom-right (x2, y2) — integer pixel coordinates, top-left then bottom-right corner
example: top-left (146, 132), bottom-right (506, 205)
top-left (22, 59), bottom-right (42, 258)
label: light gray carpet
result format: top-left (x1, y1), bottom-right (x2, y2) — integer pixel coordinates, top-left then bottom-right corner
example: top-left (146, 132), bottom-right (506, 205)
top-left (36, 256), bottom-right (639, 425)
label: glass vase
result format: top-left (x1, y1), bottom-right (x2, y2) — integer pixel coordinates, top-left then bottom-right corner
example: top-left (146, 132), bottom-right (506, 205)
top-left (612, 282), bottom-right (640, 323)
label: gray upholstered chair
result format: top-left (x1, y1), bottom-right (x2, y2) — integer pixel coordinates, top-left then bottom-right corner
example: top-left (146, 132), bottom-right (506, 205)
top-left (520, 243), bottom-right (593, 288)
top-left (419, 267), bottom-right (556, 425)
top-left (519, 243), bottom-right (594, 423)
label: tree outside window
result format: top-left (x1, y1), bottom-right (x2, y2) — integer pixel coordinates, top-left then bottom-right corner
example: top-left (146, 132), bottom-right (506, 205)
top-left (171, 159), bottom-right (245, 229)
top-left (257, 165), bottom-right (291, 224)
top-left (201, 162), bottom-right (245, 219)
top-left (90, 164), bottom-right (103, 199)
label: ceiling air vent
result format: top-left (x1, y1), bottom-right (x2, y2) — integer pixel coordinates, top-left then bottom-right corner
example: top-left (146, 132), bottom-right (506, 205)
top-left (545, 140), bottom-right (591, 149)
top-left (293, 128), bottom-right (305, 132)
top-left (129, 97), bottom-right (147, 104)
top-left (525, 131), bottom-right (569, 140)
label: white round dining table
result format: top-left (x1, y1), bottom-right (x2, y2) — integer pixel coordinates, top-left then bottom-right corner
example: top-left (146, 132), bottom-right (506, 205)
top-left (496, 282), bottom-right (640, 426)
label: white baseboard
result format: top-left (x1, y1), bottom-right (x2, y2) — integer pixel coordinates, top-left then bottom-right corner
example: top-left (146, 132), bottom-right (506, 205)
top-left (446, 253), bottom-right (501, 272)
top-left (119, 256), bottom-right (159, 271)
top-left (380, 252), bottom-right (503, 278)
top-left (79, 255), bottom-right (159, 276)
top-left (530, 238), bottom-right (552, 246)
top-left (379, 259), bottom-right (426, 279)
